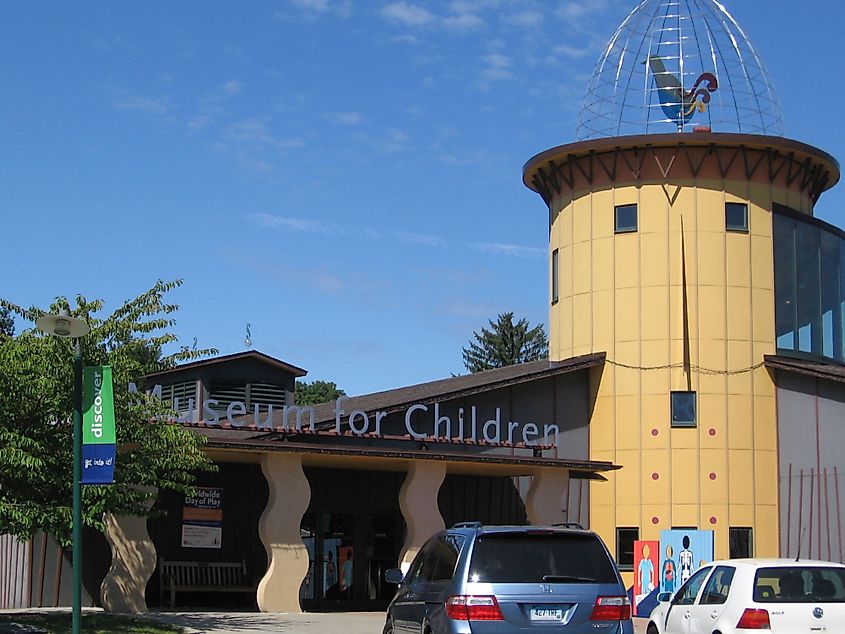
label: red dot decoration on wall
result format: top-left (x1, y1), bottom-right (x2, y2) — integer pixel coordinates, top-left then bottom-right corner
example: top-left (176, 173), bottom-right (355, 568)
top-left (651, 428), bottom-right (659, 436)
top-left (709, 516), bottom-right (717, 524)
top-left (652, 516), bottom-right (659, 524)
top-left (708, 428), bottom-right (716, 436)
top-left (709, 472), bottom-right (717, 480)
top-left (652, 472), bottom-right (659, 480)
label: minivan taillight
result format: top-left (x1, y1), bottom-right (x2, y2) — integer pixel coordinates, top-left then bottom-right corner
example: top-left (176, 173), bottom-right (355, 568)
top-left (736, 608), bottom-right (771, 629)
top-left (445, 595), bottom-right (504, 621)
top-left (589, 596), bottom-right (631, 621)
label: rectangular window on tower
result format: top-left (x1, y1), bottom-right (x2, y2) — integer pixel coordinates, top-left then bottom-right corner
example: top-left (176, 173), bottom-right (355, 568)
top-left (671, 391), bottom-right (697, 427)
top-left (615, 204), bottom-right (638, 233)
top-left (725, 202), bottom-right (749, 232)
top-left (616, 527), bottom-right (639, 571)
top-left (552, 248), bottom-right (559, 304)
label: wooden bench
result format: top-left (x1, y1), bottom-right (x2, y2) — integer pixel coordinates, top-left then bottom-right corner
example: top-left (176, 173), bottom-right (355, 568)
top-left (159, 558), bottom-right (254, 609)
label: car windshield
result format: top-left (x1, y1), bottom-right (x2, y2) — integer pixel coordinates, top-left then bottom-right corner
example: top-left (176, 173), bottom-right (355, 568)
top-left (754, 566), bottom-right (845, 603)
top-left (468, 532), bottom-right (618, 584)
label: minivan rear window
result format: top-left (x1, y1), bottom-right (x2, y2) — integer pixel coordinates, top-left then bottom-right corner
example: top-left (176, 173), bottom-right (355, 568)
top-left (468, 533), bottom-right (618, 584)
top-left (754, 566), bottom-right (845, 603)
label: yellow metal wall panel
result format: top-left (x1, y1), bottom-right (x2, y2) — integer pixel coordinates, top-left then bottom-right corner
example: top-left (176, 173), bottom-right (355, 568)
top-left (592, 191), bottom-right (614, 240)
top-left (615, 503), bottom-right (642, 527)
top-left (616, 450), bottom-right (641, 501)
top-left (754, 450), bottom-right (778, 506)
top-left (726, 234), bottom-right (752, 288)
top-left (573, 196), bottom-right (591, 243)
top-left (696, 188), bottom-right (724, 233)
top-left (573, 293), bottom-right (592, 349)
top-left (642, 506), bottom-right (672, 539)
top-left (729, 504), bottom-right (754, 528)
top-left (557, 296), bottom-right (573, 359)
top-left (753, 396), bottom-right (777, 452)
top-left (616, 394), bottom-right (640, 450)
top-left (700, 449), bottom-right (727, 504)
top-left (592, 290), bottom-right (614, 352)
top-left (639, 345), bottom-right (670, 382)
top-left (560, 245), bottom-right (573, 298)
top-left (754, 505), bottom-right (779, 557)
top-left (699, 508), bottom-right (729, 558)
top-left (728, 449), bottom-right (754, 505)
top-left (615, 288), bottom-right (640, 343)
top-left (641, 287), bottom-right (669, 342)
top-left (697, 286), bottom-right (726, 340)
top-left (640, 186), bottom-right (668, 234)
top-left (573, 241), bottom-right (592, 295)
top-left (727, 395), bottom-right (753, 449)
top-left (642, 449), bottom-right (671, 502)
top-left (614, 235), bottom-right (639, 289)
top-left (641, 395), bottom-right (669, 446)
top-left (727, 341), bottom-right (754, 395)
top-left (671, 449), bottom-right (700, 504)
top-left (727, 287), bottom-right (752, 341)
top-left (699, 393), bottom-right (726, 442)
top-left (751, 288), bottom-right (775, 342)
top-left (640, 232), bottom-right (670, 287)
top-left (592, 237), bottom-right (614, 291)
top-left (671, 504), bottom-right (700, 528)
top-left (559, 204), bottom-right (573, 247)
top-left (615, 342), bottom-right (640, 395)
top-left (748, 186), bottom-right (773, 237)
top-left (750, 235), bottom-right (774, 289)
top-left (697, 232), bottom-right (727, 287)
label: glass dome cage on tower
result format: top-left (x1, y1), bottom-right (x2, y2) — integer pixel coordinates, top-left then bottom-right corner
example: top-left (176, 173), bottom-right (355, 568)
top-left (576, 0), bottom-right (784, 139)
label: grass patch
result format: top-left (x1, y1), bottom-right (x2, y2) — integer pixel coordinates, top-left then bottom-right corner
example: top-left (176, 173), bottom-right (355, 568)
top-left (0, 612), bottom-right (182, 634)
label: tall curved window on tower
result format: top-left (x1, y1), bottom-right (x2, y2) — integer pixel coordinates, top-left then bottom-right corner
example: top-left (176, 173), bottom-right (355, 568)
top-left (773, 209), bottom-right (845, 363)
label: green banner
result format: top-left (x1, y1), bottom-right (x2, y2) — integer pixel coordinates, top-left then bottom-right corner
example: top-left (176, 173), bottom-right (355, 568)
top-left (83, 366), bottom-right (116, 445)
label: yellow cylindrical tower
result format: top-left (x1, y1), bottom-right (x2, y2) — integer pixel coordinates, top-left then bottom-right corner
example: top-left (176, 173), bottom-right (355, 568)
top-left (524, 132), bottom-right (838, 579)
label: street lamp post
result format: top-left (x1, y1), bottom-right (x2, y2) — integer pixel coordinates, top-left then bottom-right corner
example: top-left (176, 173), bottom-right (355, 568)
top-left (36, 309), bottom-right (90, 634)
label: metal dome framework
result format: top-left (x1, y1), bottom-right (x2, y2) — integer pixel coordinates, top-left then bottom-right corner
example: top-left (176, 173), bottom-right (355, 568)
top-left (577, 0), bottom-right (784, 139)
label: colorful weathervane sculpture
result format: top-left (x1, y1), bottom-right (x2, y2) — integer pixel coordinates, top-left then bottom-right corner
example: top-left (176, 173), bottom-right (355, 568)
top-left (577, 0), bottom-right (783, 139)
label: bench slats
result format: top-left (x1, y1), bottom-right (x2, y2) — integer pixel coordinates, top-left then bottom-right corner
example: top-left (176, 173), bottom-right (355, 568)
top-left (159, 558), bottom-right (253, 609)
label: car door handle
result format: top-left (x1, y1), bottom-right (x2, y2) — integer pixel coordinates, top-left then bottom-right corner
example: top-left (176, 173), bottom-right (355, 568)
top-left (683, 611), bottom-right (690, 619)
top-left (710, 611), bottom-right (718, 619)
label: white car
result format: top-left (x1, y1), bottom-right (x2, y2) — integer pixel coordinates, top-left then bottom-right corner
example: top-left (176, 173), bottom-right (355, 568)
top-left (647, 558), bottom-right (845, 633)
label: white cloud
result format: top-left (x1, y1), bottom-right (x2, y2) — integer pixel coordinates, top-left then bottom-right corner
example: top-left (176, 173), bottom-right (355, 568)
top-left (114, 96), bottom-right (169, 114)
top-left (481, 53), bottom-right (513, 81)
top-left (380, 2), bottom-right (434, 26)
top-left (221, 80), bottom-right (243, 95)
top-left (224, 118), bottom-right (304, 150)
top-left (392, 231), bottom-right (446, 247)
top-left (288, 0), bottom-right (352, 18)
top-left (471, 242), bottom-right (546, 258)
top-left (292, 0), bottom-right (330, 11)
top-left (508, 11), bottom-right (543, 28)
top-left (391, 34), bottom-right (419, 44)
top-left (552, 43), bottom-right (591, 58)
top-left (443, 12), bottom-right (484, 31)
top-left (328, 111), bottom-right (362, 125)
top-left (251, 214), bottom-right (343, 234)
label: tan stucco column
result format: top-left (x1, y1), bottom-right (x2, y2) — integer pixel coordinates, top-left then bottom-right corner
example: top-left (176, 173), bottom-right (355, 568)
top-left (525, 468), bottom-right (569, 525)
top-left (398, 460), bottom-right (446, 571)
top-left (100, 491), bottom-right (157, 613)
top-left (256, 453), bottom-right (311, 613)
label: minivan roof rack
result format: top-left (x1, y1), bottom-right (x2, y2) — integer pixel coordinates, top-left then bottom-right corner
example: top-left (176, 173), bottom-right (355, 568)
top-left (551, 522), bottom-right (584, 530)
top-left (451, 521), bottom-right (483, 529)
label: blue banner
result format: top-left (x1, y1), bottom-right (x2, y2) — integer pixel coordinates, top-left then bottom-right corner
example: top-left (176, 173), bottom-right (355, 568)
top-left (82, 443), bottom-right (116, 485)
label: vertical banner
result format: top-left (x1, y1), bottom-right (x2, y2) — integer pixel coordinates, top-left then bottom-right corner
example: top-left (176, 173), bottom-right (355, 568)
top-left (181, 487), bottom-right (223, 548)
top-left (633, 540), bottom-right (660, 616)
top-left (82, 366), bottom-right (116, 484)
top-left (659, 529), bottom-right (715, 594)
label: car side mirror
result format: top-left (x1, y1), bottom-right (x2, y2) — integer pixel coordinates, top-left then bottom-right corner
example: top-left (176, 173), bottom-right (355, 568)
top-left (657, 592), bottom-right (671, 602)
top-left (385, 568), bottom-right (405, 584)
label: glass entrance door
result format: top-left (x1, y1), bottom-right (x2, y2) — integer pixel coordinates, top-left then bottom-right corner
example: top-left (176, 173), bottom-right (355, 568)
top-left (300, 511), bottom-right (400, 611)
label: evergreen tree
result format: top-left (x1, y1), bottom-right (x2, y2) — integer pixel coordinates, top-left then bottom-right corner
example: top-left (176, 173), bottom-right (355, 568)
top-left (0, 280), bottom-right (217, 545)
top-left (296, 379), bottom-right (346, 405)
top-left (461, 312), bottom-right (548, 373)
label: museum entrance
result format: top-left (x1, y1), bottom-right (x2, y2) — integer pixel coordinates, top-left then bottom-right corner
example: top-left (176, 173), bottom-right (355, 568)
top-left (299, 468), bottom-right (405, 611)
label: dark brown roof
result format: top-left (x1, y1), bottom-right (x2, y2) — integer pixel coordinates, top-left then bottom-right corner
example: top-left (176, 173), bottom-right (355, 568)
top-left (229, 352), bottom-right (606, 427)
top-left (764, 355), bottom-right (845, 384)
top-left (146, 350), bottom-right (307, 379)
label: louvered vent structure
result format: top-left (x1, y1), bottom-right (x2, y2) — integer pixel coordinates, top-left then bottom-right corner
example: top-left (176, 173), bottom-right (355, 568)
top-left (209, 381), bottom-right (287, 412)
top-left (160, 380), bottom-right (198, 414)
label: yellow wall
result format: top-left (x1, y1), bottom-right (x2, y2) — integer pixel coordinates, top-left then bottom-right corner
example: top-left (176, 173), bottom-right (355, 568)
top-left (550, 178), bottom-right (797, 568)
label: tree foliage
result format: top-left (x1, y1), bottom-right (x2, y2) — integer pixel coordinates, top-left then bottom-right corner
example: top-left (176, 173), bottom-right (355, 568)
top-left (461, 312), bottom-right (549, 373)
top-left (295, 379), bottom-right (346, 406)
top-left (0, 304), bottom-right (13, 338)
top-left (0, 280), bottom-right (218, 546)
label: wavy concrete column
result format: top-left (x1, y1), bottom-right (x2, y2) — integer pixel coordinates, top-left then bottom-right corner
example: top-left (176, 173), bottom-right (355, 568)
top-left (257, 453), bottom-right (311, 613)
top-left (100, 489), bottom-right (157, 613)
top-left (525, 468), bottom-right (569, 526)
top-left (398, 461), bottom-right (447, 571)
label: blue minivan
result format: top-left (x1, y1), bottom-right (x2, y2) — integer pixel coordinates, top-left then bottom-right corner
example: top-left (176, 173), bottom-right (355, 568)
top-left (383, 522), bottom-right (633, 634)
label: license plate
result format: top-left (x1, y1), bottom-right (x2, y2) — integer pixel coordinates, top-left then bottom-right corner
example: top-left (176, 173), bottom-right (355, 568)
top-left (530, 607), bottom-right (563, 621)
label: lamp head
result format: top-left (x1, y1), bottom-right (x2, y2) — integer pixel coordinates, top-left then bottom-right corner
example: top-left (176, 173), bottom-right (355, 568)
top-left (36, 309), bottom-right (90, 338)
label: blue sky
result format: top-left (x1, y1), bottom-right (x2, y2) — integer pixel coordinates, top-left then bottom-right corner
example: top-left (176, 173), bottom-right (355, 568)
top-left (3, 0), bottom-right (844, 396)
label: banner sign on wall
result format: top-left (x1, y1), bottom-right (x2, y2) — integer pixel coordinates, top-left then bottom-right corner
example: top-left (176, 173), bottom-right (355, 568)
top-left (659, 529), bottom-right (714, 594)
top-left (633, 540), bottom-right (660, 616)
top-left (181, 487), bottom-right (223, 549)
top-left (82, 366), bottom-right (116, 484)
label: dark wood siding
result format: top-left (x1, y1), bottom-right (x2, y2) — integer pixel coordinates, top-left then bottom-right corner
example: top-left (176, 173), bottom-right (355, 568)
top-left (438, 474), bottom-right (527, 527)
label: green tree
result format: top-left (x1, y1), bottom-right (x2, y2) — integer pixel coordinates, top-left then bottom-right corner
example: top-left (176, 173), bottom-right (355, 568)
top-left (296, 379), bottom-right (346, 405)
top-left (0, 304), bottom-right (13, 338)
top-left (0, 280), bottom-right (217, 546)
top-left (461, 312), bottom-right (549, 373)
